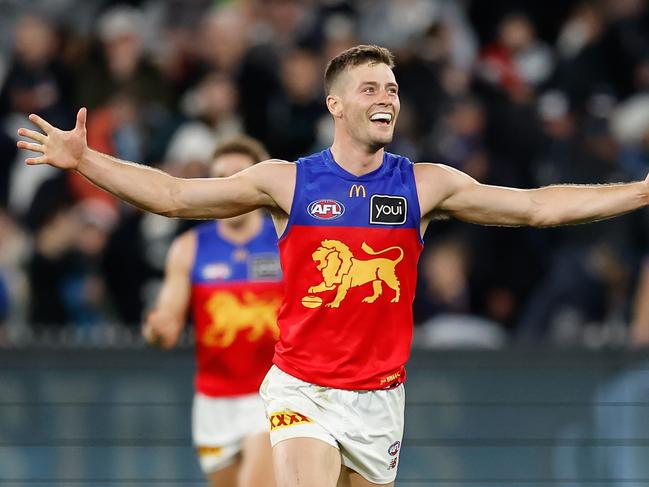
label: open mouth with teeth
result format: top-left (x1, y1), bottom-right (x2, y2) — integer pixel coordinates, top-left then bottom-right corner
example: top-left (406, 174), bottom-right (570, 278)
top-left (369, 112), bottom-right (393, 126)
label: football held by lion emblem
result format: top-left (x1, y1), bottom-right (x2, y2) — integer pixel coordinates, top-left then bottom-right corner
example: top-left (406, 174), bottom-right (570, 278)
top-left (301, 295), bottom-right (323, 308)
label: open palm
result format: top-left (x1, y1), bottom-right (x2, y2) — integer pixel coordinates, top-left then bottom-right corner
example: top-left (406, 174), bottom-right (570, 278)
top-left (16, 108), bottom-right (88, 170)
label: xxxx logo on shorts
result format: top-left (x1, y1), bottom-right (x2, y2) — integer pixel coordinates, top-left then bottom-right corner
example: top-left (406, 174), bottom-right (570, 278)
top-left (197, 446), bottom-right (223, 457)
top-left (269, 411), bottom-right (312, 431)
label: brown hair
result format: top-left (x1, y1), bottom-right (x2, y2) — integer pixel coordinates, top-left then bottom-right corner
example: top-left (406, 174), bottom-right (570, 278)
top-left (211, 135), bottom-right (269, 164)
top-left (324, 44), bottom-right (395, 94)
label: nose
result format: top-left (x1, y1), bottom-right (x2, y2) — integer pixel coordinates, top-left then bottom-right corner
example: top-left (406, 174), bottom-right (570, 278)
top-left (377, 87), bottom-right (393, 105)
top-left (377, 88), bottom-right (394, 106)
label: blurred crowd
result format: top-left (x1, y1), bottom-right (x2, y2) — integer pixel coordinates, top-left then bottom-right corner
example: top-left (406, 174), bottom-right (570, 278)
top-left (2, 0), bottom-right (649, 348)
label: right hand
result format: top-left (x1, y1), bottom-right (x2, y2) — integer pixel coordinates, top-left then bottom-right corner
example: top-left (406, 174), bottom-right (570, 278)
top-left (16, 107), bottom-right (88, 170)
top-left (142, 308), bottom-right (182, 350)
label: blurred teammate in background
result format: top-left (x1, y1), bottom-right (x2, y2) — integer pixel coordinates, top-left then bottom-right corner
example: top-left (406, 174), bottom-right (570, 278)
top-left (142, 136), bottom-right (281, 487)
top-left (17, 44), bottom-right (649, 487)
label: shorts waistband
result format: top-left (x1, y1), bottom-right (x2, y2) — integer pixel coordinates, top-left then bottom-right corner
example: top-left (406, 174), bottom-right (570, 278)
top-left (381, 380), bottom-right (402, 390)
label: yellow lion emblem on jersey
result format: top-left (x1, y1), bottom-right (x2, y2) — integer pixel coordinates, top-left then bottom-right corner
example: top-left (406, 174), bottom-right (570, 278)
top-left (202, 291), bottom-right (280, 347)
top-left (306, 240), bottom-right (404, 308)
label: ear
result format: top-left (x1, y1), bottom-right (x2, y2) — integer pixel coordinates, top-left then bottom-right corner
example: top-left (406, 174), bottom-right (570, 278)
top-left (326, 94), bottom-right (343, 119)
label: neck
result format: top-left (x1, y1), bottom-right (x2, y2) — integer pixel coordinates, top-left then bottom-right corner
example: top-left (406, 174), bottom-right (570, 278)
top-left (330, 129), bottom-right (385, 176)
top-left (218, 210), bottom-right (263, 245)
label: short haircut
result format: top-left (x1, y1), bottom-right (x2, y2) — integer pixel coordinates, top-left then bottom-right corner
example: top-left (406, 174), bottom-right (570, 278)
top-left (211, 135), bottom-right (269, 164)
top-left (324, 44), bottom-right (395, 95)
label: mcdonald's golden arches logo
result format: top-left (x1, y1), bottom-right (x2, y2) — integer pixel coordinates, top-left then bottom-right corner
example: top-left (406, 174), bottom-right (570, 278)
top-left (348, 184), bottom-right (366, 198)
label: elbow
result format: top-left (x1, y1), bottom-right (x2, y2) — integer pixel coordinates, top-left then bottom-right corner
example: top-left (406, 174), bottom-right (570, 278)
top-left (528, 205), bottom-right (560, 228)
top-left (156, 177), bottom-right (185, 218)
top-left (158, 210), bottom-right (178, 218)
top-left (157, 206), bottom-right (183, 218)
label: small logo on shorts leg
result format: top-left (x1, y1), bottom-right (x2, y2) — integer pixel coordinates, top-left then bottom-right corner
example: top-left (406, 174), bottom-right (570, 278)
top-left (388, 441), bottom-right (401, 456)
top-left (269, 411), bottom-right (312, 431)
top-left (387, 441), bottom-right (401, 470)
top-left (197, 446), bottom-right (223, 457)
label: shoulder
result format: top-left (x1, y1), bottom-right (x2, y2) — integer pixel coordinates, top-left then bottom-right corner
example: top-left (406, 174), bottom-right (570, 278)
top-left (414, 162), bottom-right (475, 189)
top-left (258, 159), bottom-right (296, 169)
top-left (413, 162), bottom-right (478, 216)
top-left (247, 159), bottom-right (296, 177)
top-left (245, 159), bottom-right (296, 189)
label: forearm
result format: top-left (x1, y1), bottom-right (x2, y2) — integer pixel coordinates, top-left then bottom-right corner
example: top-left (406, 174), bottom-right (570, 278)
top-left (530, 182), bottom-right (649, 227)
top-left (77, 149), bottom-right (180, 215)
top-left (425, 164), bottom-right (649, 227)
top-left (18, 110), bottom-right (284, 219)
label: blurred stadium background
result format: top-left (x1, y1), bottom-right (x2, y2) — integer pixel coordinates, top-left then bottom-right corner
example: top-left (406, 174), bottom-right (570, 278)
top-left (2, 0), bottom-right (649, 485)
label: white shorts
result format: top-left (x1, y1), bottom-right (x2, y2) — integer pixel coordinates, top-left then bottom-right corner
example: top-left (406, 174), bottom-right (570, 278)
top-left (192, 392), bottom-right (268, 474)
top-left (259, 365), bottom-right (405, 484)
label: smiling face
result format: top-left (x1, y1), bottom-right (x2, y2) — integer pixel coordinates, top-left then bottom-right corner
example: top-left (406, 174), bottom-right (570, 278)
top-left (327, 61), bottom-right (400, 151)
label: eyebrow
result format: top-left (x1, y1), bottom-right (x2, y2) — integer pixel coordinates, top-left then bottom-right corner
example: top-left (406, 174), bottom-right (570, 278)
top-left (359, 81), bottom-right (399, 89)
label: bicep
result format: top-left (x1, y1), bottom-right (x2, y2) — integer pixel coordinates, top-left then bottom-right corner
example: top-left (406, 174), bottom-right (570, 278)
top-left (170, 161), bottom-right (285, 219)
top-left (440, 183), bottom-right (537, 226)
top-left (418, 164), bottom-right (537, 227)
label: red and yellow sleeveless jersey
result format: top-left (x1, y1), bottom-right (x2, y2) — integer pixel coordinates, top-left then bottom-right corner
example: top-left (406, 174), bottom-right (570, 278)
top-left (190, 219), bottom-right (282, 397)
top-left (275, 149), bottom-right (423, 390)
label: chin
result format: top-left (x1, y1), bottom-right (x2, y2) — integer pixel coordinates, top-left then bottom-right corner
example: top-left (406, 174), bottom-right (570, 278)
top-left (369, 133), bottom-right (393, 150)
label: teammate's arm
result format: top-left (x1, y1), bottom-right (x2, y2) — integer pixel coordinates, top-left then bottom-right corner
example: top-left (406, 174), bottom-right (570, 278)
top-left (416, 163), bottom-right (649, 227)
top-left (142, 231), bottom-right (195, 349)
top-left (631, 258), bottom-right (649, 347)
top-left (16, 109), bottom-right (284, 219)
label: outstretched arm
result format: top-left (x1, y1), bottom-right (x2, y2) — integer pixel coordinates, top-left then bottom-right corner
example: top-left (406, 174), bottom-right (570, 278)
top-left (142, 231), bottom-right (195, 349)
top-left (17, 109), bottom-right (285, 219)
top-left (416, 163), bottom-right (649, 227)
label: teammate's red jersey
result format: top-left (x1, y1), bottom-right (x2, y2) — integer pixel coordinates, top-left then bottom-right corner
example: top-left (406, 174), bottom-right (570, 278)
top-left (190, 219), bottom-right (282, 397)
top-left (275, 149), bottom-right (423, 390)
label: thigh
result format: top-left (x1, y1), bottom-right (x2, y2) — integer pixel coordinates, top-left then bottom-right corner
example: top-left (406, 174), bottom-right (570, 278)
top-left (272, 437), bottom-right (342, 487)
top-left (239, 432), bottom-right (276, 487)
top-left (193, 394), bottom-right (246, 475)
top-left (337, 386), bottom-right (405, 484)
top-left (337, 466), bottom-right (394, 487)
top-left (207, 456), bottom-right (240, 487)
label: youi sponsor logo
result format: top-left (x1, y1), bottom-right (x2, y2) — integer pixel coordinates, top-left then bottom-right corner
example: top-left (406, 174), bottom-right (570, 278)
top-left (370, 195), bottom-right (407, 225)
top-left (308, 199), bottom-right (345, 220)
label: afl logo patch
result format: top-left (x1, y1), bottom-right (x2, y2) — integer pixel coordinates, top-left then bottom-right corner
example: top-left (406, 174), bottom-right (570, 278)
top-left (388, 441), bottom-right (401, 456)
top-left (308, 199), bottom-right (345, 220)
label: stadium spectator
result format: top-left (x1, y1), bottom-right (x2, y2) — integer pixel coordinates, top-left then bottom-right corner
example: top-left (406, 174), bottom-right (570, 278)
top-left (265, 48), bottom-right (326, 160)
top-left (165, 71), bottom-right (242, 167)
top-left (76, 5), bottom-right (172, 113)
top-left (0, 14), bottom-right (74, 127)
